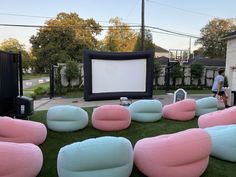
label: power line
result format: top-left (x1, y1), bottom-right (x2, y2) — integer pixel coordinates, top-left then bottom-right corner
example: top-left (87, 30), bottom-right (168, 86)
top-left (149, 29), bottom-right (195, 38)
top-left (0, 23), bottom-right (199, 38)
top-left (0, 23), bottom-right (141, 29)
top-left (0, 12), bottom-right (52, 19)
top-left (146, 26), bottom-right (199, 38)
top-left (141, 0), bottom-right (145, 50)
top-left (147, 0), bottom-right (217, 18)
top-left (125, 0), bottom-right (140, 21)
top-left (0, 23), bottom-right (43, 28)
top-left (0, 12), bottom-right (140, 25)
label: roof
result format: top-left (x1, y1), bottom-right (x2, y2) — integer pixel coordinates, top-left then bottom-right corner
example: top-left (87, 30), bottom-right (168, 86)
top-left (155, 56), bottom-right (169, 65)
top-left (155, 56), bottom-right (225, 67)
top-left (154, 45), bottom-right (169, 53)
top-left (189, 57), bottom-right (226, 67)
top-left (223, 31), bottom-right (236, 40)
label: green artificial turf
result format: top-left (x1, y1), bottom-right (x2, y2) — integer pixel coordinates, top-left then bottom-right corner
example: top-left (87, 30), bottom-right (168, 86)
top-left (31, 109), bottom-right (236, 177)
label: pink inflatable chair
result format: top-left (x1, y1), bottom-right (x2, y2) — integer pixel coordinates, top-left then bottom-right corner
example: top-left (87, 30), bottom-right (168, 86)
top-left (163, 99), bottom-right (196, 121)
top-left (0, 142), bottom-right (43, 177)
top-left (92, 105), bottom-right (131, 131)
top-left (0, 116), bottom-right (47, 145)
top-left (198, 106), bottom-right (236, 128)
top-left (134, 128), bottom-right (211, 177)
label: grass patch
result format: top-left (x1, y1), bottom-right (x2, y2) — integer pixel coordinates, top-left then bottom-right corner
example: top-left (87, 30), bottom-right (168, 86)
top-left (24, 82), bottom-right (49, 97)
top-left (24, 82), bottom-right (49, 92)
top-left (153, 89), bottom-right (212, 95)
top-left (62, 89), bottom-right (84, 98)
top-left (26, 88), bottom-right (211, 99)
top-left (31, 109), bottom-right (236, 177)
top-left (23, 73), bottom-right (48, 80)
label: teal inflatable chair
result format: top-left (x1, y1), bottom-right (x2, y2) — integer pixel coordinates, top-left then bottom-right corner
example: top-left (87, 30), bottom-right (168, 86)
top-left (129, 100), bottom-right (162, 122)
top-left (196, 97), bottom-right (218, 116)
top-left (205, 125), bottom-right (236, 162)
top-left (47, 105), bottom-right (88, 132)
top-left (57, 136), bottom-right (133, 177)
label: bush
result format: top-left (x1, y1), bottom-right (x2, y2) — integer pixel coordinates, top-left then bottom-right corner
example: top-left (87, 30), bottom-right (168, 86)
top-left (153, 60), bottom-right (162, 88)
top-left (190, 63), bottom-right (204, 85)
top-left (65, 60), bottom-right (79, 88)
top-left (34, 86), bottom-right (47, 95)
top-left (170, 64), bottom-right (183, 86)
top-left (55, 66), bottom-right (64, 95)
top-left (224, 76), bottom-right (228, 87)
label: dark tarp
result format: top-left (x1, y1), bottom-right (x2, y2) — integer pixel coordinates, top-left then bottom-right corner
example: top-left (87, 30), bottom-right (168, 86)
top-left (0, 51), bottom-right (19, 116)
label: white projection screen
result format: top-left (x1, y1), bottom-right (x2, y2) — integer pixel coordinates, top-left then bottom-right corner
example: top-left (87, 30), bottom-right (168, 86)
top-left (83, 50), bottom-right (154, 101)
top-left (92, 59), bottom-right (146, 93)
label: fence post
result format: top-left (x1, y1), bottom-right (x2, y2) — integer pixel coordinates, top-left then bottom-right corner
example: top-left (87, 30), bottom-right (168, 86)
top-left (18, 52), bottom-right (23, 96)
top-left (204, 68), bottom-right (207, 87)
top-left (165, 61), bottom-right (170, 92)
top-left (182, 66), bottom-right (185, 86)
top-left (50, 65), bottom-right (54, 99)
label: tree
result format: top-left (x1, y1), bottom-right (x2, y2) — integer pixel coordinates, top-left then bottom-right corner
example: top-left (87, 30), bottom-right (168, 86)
top-left (0, 38), bottom-right (33, 73)
top-left (102, 17), bottom-right (137, 52)
top-left (30, 12), bottom-right (101, 72)
top-left (196, 18), bottom-right (236, 58)
top-left (193, 47), bottom-right (204, 57)
top-left (65, 60), bottom-right (79, 88)
top-left (134, 29), bottom-right (155, 51)
top-left (46, 13), bottom-right (101, 49)
top-left (0, 38), bottom-right (24, 51)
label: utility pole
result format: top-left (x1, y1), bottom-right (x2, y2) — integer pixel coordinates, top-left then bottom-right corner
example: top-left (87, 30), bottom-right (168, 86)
top-left (141, 0), bottom-right (145, 50)
top-left (189, 38), bottom-right (191, 57)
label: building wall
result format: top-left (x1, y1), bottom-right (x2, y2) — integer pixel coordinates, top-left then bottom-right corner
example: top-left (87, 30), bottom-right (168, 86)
top-left (155, 52), bottom-right (169, 58)
top-left (225, 38), bottom-right (236, 91)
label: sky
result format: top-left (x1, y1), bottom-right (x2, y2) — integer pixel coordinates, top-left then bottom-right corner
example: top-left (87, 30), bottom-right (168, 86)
top-left (0, 0), bottom-right (235, 52)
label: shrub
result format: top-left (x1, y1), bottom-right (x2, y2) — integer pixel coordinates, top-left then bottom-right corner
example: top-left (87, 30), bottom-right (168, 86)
top-left (170, 64), bottom-right (183, 86)
top-left (65, 60), bottom-right (79, 88)
top-left (34, 86), bottom-right (47, 95)
top-left (190, 63), bottom-right (204, 85)
top-left (224, 76), bottom-right (228, 87)
top-left (153, 60), bottom-right (162, 88)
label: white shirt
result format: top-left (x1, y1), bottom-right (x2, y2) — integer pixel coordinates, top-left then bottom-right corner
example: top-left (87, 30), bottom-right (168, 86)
top-left (212, 75), bottom-right (224, 92)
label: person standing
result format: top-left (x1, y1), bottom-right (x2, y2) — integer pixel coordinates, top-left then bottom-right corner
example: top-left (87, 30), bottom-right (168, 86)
top-left (212, 69), bottom-right (230, 108)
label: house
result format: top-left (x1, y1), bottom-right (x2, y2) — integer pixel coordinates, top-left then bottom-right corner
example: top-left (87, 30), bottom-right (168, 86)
top-left (189, 57), bottom-right (226, 68)
top-left (156, 56), bottom-right (225, 68)
top-left (154, 56), bottom-right (226, 87)
top-left (224, 31), bottom-right (236, 92)
top-left (154, 45), bottom-right (169, 58)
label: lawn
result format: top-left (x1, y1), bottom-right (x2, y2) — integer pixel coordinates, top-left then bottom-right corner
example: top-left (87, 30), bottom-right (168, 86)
top-left (31, 109), bottom-right (236, 177)
top-left (23, 87), bottom-right (212, 100)
top-left (23, 82), bottom-right (49, 97)
top-left (24, 82), bottom-right (49, 92)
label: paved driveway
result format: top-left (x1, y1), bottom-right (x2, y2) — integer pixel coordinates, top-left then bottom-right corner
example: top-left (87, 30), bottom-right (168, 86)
top-left (23, 77), bottom-right (50, 89)
top-left (34, 94), bottom-right (215, 111)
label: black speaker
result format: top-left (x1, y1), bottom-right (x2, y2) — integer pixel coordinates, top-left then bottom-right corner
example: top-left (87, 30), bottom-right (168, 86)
top-left (16, 96), bottom-right (33, 119)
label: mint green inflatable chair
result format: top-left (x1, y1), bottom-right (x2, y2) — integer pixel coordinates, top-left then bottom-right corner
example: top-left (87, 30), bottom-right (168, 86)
top-left (57, 136), bottom-right (133, 177)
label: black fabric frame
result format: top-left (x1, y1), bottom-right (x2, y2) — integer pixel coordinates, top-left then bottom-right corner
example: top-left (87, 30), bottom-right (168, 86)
top-left (83, 50), bottom-right (154, 101)
top-left (0, 51), bottom-right (19, 115)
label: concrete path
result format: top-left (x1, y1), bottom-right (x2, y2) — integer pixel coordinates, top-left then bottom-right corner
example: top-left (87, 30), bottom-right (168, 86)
top-left (34, 94), bottom-right (213, 111)
top-left (23, 77), bottom-right (50, 89)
